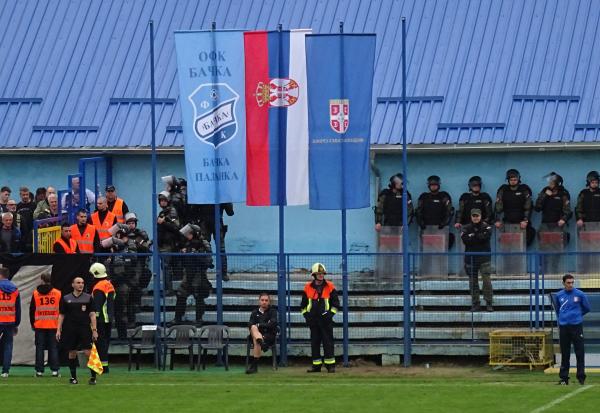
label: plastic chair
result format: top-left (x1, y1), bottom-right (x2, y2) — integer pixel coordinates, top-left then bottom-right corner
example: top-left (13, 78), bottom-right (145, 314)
top-left (197, 325), bottom-right (229, 371)
top-left (162, 325), bottom-right (197, 370)
top-left (128, 325), bottom-right (161, 370)
top-left (245, 333), bottom-right (278, 371)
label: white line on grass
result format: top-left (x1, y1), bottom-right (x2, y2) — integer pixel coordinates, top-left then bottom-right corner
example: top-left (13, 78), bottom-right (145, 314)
top-left (0, 381), bottom-right (533, 387)
top-left (530, 385), bottom-right (593, 413)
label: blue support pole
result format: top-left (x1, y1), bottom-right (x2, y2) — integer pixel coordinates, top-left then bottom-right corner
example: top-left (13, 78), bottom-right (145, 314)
top-left (535, 253), bottom-right (540, 329)
top-left (401, 17), bottom-right (412, 367)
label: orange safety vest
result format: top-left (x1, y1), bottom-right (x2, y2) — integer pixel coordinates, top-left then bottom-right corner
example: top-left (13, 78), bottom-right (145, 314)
top-left (91, 211), bottom-right (116, 240)
top-left (301, 281), bottom-right (338, 315)
top-left (32, 288), bottom-right (61, 329)
top-left (0, 289), bottom-right (19, 323)
top-left (53, 237), bottom-right (78, 254)
top-left (110, 198), bottom-right (125, 224)
top-left (92, 279), bottom-right (115, 322)
top-left (70, 224), bottom-right (96, 253)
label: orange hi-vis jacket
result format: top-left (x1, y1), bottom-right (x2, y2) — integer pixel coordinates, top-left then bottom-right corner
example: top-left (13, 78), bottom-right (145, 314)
top-left (110, 198), bottom-right (125, 223)
top-left (70, 223), bottom-right (96, 253)
top-left (32, 288), bottom-right (61, 329)
top-left (91, 211), bottom-right (116, 240)
top-left (54, 237), bottom-right (78, 254)
top-left (92, 279), bottom-right (115, 323)
top-left (0, 289), bottom-right (19, 323)
top-left (300, 280), bottom-right (339, 317)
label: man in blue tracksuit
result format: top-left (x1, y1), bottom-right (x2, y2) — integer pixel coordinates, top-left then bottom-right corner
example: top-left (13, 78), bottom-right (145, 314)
top-left (554, 273), bottom-right (590, 385)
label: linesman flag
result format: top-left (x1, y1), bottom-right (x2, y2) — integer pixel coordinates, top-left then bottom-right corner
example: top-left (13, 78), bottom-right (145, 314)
top-left (244, 29), bottom-right (311, 206)
top-left (305, 34), bottom-right (376, 210)
top-left (87, 343), bottom-right (104, 375)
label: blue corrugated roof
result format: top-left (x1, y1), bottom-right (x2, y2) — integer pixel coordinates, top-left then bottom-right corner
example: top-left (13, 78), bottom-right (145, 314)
top-left (1, 0), bottom-right (600, 148)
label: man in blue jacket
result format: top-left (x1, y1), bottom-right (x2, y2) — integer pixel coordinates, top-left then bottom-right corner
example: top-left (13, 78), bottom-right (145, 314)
top-left (554, 274), bottom-right (590, 385)
top-left (0, 267), bottom-right (21, 378)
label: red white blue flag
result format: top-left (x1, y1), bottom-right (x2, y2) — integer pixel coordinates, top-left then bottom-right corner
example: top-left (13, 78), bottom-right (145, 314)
top-left (244, 29), bottom-right (311, 206)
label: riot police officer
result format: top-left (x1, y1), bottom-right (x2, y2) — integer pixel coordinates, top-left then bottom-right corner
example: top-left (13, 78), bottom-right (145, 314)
top-left (157, 191), bottom-right (180, 293)
top-left (534, 172), bottom-right (572, 228)
top-left (124, 212), bottom-right (152, 329)
top-left (455, 176), bottom-right (493, 228)
top-left (495, 169), bottom-right (535, 245)
top-left (576, 171), bottom-right (600, 227)
top-left (416, 175), bottom-right (454, 229)
top-left (374, 173), bottom-right (413, 230)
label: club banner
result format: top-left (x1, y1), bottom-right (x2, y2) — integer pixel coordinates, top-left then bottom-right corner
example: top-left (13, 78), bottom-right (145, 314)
top-left (305, 34), bottom-right (376, 210)
top-left (244, 29), bottom-right (311, 206)
top-left (174, 31), bottom-right (247, 204)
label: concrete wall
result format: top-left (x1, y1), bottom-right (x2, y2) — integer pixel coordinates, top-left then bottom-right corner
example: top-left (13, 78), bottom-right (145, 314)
top-left (2, 149), bottom-right (597, 253)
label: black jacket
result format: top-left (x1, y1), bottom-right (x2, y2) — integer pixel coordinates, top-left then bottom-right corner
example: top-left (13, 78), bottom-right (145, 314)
top-left (248, 306), bottom-right (278, 335)
top-left (461, 221), bottom-right (492, 263)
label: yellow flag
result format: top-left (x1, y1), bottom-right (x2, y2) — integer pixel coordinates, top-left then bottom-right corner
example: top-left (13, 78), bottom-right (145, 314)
top-left (87, 343), bottom-right (104, 375)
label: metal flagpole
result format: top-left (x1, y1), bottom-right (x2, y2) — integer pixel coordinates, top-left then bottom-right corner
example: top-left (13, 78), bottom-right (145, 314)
top-left (148, 20), bottom-right (162, 368)
top-left (276, 23), bottom-right (288, 366)
top-left (401, 17), bottom-right (412, 367)
top-left (339, 21), bottom-right (350, 368)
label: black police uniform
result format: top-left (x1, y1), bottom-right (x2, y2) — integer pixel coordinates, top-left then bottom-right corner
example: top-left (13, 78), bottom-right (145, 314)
top-left (495, 183), bottom-right (535, 245)
top-left (456, 192), bottom-right (493, 225)
top-left (460, 221), bottom-right (493, 308)
top-left (375, 188), bottom-right (414, 226)
top-left (576, 188), bottom-right (600, 223)
top-left (534, 186), bottom-right (572, 224)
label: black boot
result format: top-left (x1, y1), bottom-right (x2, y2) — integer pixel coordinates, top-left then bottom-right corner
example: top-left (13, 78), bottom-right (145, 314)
top-left (307, 364), bottom-right (322, 373)
top-left (246, 358), bottom-right (258, 374)
top-left (325, 364), bottom-right (336, 373)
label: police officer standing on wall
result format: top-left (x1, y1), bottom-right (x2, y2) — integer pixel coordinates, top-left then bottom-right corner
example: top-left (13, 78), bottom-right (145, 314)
top-left (460, 209), bottom-right (493, 312)
top-left (555, 274), bottom-right (590, 385)
top-left (157, 191), bottom-right (181, 293)
top-left (374, 173), bottom-right (413, 231)
top-left (495, 169), bottom-right (535, 245)
top-left (534, 172), bottom-right (572, 244)
top-left (576, 171), bottom-right (600, 228)
top-left (90, 263), bottom-right (115, 373)
top-left (416, 176), bottom-right (454, 246)
top-left (301, 263), bottom-right (339, 373)
top-left (454, 176), bottom-right (493, 229)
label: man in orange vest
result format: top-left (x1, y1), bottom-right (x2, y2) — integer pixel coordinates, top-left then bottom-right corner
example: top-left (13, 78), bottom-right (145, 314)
top-left (70, 209), bottom-right (100, 254)
top-left (90, 263), bottom-right (115, 373)
top-left (53, 222), bottom-right (80, 254)
top-left (105, 185), bottom-right (129, 224)
top-left (91, 197), bottom-right (117, 247)
top-left (29, 271), bottom-right (61, 377)
top-left (300, 263), bottom-right (340, 374)
top-left (0, 267), bottom-right (20, 378)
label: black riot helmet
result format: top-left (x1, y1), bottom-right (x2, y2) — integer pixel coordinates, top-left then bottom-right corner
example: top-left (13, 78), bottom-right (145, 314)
top-left (505, 169), bottom-right (521, 182)
top-left (389, 173), bottom-right (403, 189)
top-left (427, 175), bottom-right (441, 187)
top-left (468, 176), bottom-right (482, 190)
top-left (586, 170), bottom-right (600, 186)
top-left (547, 172), bottom-right (563, 187)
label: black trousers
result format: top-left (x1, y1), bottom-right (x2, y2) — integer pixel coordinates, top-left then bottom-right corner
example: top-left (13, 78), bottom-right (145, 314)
top-left (35, 329), bottom-right (59, 373)
top-left (559, 324), bottom-right (585, 382)
top-left (96, 322), bottom-right (111, 367)
top-left (309, 318), bottom-right (335, 364)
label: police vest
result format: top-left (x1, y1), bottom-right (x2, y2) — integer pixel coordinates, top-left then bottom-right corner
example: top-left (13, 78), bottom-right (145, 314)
top-left (382, 189), bottom-right (411, 226)
top-left (92, 279), bottom-right (115, 322)
top-left (54, 237), bottom-right (78, 254)
top-left (301, 281), bottom-right (338, 315)
top-left (110, 198), bottom-right (125, 224)
top-left (91, 211), bottom-right (116, 240)
top-left (540, 188), bottom-right (568, 223)
top-left (0, 289), bottom-right (19, 323)
top-left (32, 288), bottom-right (61, 329)
top-left (500, 184), bottom-right (530, 223)
top-left (580, 189), bottom-right (600, 222)
top-left (70, 224), bottom-right (96, 253)
top-left (420, 192), bottom-right (450, 225)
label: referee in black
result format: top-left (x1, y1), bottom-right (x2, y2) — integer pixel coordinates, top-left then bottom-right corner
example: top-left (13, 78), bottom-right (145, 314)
top-left (56, 277), bottom-right (99, 385)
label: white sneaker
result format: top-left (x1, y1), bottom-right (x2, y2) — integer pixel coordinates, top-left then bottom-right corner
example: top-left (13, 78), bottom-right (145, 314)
top-left (35, 372), bottom-right (43, 377)
top-left (51, 371), bottom-right (60, 377)
top-left (1, 373), bottom-right (8, 378)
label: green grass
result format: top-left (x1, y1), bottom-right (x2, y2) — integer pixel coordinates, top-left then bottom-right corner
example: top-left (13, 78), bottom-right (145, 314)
top-left (0, 364), bottom-right (597, 412)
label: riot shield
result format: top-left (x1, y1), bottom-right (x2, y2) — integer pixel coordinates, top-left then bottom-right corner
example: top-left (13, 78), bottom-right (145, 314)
top-left (456, 227), bottom-right (467, 277)
top-left (420, 225), bottom-right (448, 279)
top-left (577, 222), bottom-right (600, 276)
top-left (538, 223), bottom-right (565, 277)
top-left (376, 226), bottom-right (402, 282)
top-left (496, 224), bottom-right (526, 276)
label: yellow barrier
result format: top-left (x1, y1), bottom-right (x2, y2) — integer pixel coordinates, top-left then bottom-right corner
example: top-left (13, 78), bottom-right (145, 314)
top-left (489, 329), bottom-right (554, 369)
top-left (37, 226), bottom-right (61, 253)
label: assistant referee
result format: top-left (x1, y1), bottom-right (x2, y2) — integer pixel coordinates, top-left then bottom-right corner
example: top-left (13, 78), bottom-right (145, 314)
top-left (56, 277), bottom-right (99, 385)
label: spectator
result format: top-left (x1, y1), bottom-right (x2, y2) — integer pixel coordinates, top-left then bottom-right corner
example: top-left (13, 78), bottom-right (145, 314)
top-left (0, 187), bottom-right (11, 213)
top-left (0, 213), bottom-right (22, 253)
top-left (0, 267), bottom-right (20, 378)
top-left (33, 187), bottom-right (57, 219)
top-left (70, 209), bottom-right (100, 253)
top-left (6, 200), bottom-right (20, 228)
top-left (34, 187), bottom-right (46, 204)
top-left (90, 197), bottom-right (117, 246)
top-left (16, 187), bottom-right (35, 251)
top-left (61, 177), bottom-right (95, 212)
top-left (29, 272), bottom-right (61, 377)
top-left (105, 185), bottom-right (129, 224)
top-left (37, 194), bottom-right (60, 220)
top-left (246, 292), bottom-right (278, 374)
top-left (53, 222), bottom-right (79, 254)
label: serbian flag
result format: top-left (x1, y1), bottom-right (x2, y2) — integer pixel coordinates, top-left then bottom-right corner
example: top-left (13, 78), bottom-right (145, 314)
top-left (244, 29), bottom-right (311, 206)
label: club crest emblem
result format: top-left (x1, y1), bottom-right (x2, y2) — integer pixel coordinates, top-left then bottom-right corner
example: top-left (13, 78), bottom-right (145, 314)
top-left (329, 99), bottom-right (349, 134)
top-left (255, 78), bottom-right (299, 107)
top-left (189, 83), bottom-right (239, 147)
